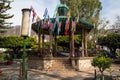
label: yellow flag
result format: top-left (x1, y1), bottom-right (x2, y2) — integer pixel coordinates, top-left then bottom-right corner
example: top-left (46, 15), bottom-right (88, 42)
top-left (67, 10), bottom-right (71, 21)
top-left (77, 13), bottom-right (80, 22)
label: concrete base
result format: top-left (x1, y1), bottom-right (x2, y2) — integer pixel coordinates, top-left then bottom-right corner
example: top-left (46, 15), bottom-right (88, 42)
top-left (28, 57), bottom-right (52, 70)
top-left (71, 57), bottom-right (94, 71)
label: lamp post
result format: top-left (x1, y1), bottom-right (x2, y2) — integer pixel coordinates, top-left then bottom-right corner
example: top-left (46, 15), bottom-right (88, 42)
top-left (21, 8), bottom-right (30, 80)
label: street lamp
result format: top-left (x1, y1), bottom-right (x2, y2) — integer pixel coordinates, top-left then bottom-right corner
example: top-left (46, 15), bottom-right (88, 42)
top-left (21, 8), bottom-right (30, 80)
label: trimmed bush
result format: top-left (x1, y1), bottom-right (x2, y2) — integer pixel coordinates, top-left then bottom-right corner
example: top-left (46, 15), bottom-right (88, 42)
top-left (92, 56), bottom-right (112, 80)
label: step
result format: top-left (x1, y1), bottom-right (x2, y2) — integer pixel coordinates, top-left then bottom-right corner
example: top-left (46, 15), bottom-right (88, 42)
top-left (28, 55), bottom-right (74, 71)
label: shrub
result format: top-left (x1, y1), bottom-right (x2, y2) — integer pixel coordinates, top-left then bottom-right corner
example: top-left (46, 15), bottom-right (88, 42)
top-left (92, 56), bottom-right (112, 80)
top-left (116, 50), bottom-right (120, 59)
top-left (0, 53), bottom-right (10, 62)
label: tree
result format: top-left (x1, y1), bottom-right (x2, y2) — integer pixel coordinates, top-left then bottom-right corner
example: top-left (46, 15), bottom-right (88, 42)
top-left (0, 0), bottom-right (14, 28)
top-left (111, 16), bottom-right (120, 33)
top-left (60, 0), bottom-right (102, 24)
top-left (57, 36), bottom-right (70, 49)
top-left (113, 16), bottom-right (120, 29)
top-left (98, 33), bottom-right (120, 57)
top-left (0, 36), bottom-right (37, 57)
top-left (92, 56), bottom-right (112, 80)
top-left (87, 18), bottom-right (109, 49)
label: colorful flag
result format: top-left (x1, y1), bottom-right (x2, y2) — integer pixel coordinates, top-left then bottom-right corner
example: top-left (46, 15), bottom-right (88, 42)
top-left (43, 19), bottom-right (48, 28)
top-left (49, 23), bottom-right (53, 32)
top-left (64, 10), bottom-right (71, 35)
top-left (52, 12), bottom-right (59, 32)
top-left (30, 6), bottom-right (41, 31)
top-left (43, 8), bottom-right (48, 18)
top-left (58, 22), bottom-right (61, 35)
top-left (30, 6), bottom-right (33, 15)
top-left (77, 13), bottom-right (80, 23)
top-left (65, 20), bottom-right (70, 35)
top-left (31, 7), bottom-right (37, 23)
top-left (37, 19), bottom-right (41, 30)
top-left (67, 10), bottom-right (71, 21)
top-left (56, 12), bottom-right (59, 23)
top-left (52, 21), bottom-right (56, 32)
top-left (47, 15), bottom-right (50, 28)
top-left (36, 16), bottom-right (39, 24)
top-left (43, 8), bottom-right (49, 29)
top-left (71, 21), bottom-right (76, 32)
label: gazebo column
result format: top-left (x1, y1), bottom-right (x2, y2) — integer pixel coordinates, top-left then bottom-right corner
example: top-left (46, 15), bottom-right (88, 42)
top-left (82, 28), bottom-right (88, 57)
top-left (71, 31), bottom-right (75, 57)
top-left (69, 31), bottom-right (75, 57)
top-left (38, 29), bottom-right (41, 55)
top-left (49, 24), bottom-right (53, 57)
top-left (81, 28), bottom-right (85, 57)
top-left (54, 34), bottom-right (57, 56)
top-left (69, 32), bottom-right (71, 57)
top-left (42, 32), bottom-right (45, 54)
top-left (85, 31), bottom-right (88, 57)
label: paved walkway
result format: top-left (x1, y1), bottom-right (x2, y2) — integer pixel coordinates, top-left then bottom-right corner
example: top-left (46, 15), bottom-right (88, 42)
top-left (0, 63), bottom-right (120, 80)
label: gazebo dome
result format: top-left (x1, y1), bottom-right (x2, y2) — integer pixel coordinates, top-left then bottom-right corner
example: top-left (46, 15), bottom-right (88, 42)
top-left (53, 4), bottom-right (69, 19)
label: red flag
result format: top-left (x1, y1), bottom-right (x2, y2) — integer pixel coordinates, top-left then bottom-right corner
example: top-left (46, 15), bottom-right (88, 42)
top-left (65, 20), bottom-right (70, 35)
top-left (43, 19), bottom-right (48, 28)
top-left (30, 6), bottom-right (37, 23)
top-left (47, 15), bottom-right (50, 28)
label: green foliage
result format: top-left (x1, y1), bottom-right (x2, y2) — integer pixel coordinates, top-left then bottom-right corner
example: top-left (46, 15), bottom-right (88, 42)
top-left (92, 56), bottom-right (112, 74)
top-left (74, 35), bottom-right (82, 48)
top-left (98, 33), bottom-right (120, 48)
top-left (0, 0), bottom-right (14, 28)
top-left (0, 36), bottom-right (37, 54)
top-left (44, 42), bottom-right (50, 49)
top-left (98, 33), bottom-right (120, 56)
top-left (0, 53), bottom-right (10, 62)
top-left (57, 36), bottom-right (70, 48)
top-left (117, 50), bottom-right (120, 59)
top-left (57, 35), bottom-right (81, 50)
top-left (0, 30), bottom-right (7, 33)
top-left (60, 0), bottom-right (102, 24)
top-left (57, 46), bottom-right (64, 51)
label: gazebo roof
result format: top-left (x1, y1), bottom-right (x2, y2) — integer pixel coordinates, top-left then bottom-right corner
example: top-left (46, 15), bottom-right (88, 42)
top-left (32, 4), bottom-right (94, 35)
top-left (32, 17), bottom-right (94, 35)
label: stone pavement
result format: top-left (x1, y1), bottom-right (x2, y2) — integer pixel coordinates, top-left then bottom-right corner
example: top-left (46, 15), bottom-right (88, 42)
top-left (0, 63), bottom-right (120, 80)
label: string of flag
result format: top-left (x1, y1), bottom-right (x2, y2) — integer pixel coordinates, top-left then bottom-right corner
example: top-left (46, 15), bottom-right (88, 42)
top-left (43, 8), bottom-right (50, 29)
top-left (30, 6), bottom-right (41, 31)
top-left (30, 6), bottom-right (78, 35)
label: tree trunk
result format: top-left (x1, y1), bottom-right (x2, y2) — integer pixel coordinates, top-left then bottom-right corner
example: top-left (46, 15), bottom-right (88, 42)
top-left (13, 48), bottom-right (20, 59)
top-left (100, 68), bottom-right (104, 80)
top-left (101, 71), bottom-right (104, 80)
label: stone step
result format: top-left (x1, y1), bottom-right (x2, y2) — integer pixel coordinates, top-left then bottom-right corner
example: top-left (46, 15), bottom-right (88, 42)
top-left (48, 58), bottom-right (74, 71)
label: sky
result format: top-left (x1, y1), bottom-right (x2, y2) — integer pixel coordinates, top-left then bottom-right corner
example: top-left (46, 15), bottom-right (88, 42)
top-left (7, 0), bottom-right (120, 27)
top-left (100, 0), bottom-right (120, 25)
top-left (7, 0), bottom-right (60, 26)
